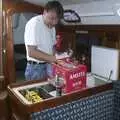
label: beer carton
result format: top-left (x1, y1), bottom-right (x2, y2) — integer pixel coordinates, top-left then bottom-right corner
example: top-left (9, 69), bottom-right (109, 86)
top-left (53, 58), bottom-right (87, 93)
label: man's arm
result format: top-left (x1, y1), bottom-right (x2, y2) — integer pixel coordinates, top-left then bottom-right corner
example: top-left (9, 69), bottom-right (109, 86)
top-left (27, 45), bottom-right (56, 63)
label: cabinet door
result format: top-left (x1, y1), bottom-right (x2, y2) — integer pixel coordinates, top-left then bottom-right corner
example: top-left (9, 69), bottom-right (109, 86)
top-left (102, 32), bottom-right (120, 49)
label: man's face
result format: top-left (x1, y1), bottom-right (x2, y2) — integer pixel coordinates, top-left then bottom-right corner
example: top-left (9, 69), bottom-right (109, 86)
top-left (43, 10), bottom-right (59, 28)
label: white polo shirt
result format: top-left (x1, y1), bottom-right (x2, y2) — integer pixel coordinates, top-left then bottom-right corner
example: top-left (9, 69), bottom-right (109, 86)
top-left (24, 15), bottom-right (56, 63)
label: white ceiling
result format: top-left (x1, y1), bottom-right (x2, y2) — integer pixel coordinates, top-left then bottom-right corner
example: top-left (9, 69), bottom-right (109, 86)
top-left (58, 0), bottom-right (106, 5)
top-left (24, 0), bottom-right (106, 6)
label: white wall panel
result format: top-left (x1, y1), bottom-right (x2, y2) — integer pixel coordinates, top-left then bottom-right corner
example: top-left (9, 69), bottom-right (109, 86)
top-left (63, 0), bottom-right (120, 24)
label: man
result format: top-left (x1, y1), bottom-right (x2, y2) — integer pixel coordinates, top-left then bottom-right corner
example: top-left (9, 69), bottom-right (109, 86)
top-left (24, 1), bottom-right (64, 80)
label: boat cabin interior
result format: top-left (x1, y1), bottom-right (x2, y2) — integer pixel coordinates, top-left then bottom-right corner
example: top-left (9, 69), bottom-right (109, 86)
top-left (0, 0), bottom-right (120, 119)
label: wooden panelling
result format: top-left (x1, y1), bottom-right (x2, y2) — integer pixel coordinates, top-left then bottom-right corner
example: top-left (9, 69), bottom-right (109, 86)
top-left (0, 91), bottom-right (9, 120)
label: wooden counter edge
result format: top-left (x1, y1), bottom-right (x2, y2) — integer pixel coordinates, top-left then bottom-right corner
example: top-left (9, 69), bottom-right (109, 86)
top-left (7, 80), bottom-right (113, 113)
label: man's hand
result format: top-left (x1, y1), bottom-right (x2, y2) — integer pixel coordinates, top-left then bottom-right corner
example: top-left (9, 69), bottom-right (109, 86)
top-left (49, 55), bottom-right (57, 63)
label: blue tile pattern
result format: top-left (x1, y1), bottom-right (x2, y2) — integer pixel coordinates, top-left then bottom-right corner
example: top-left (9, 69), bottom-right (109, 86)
top-left (31, 90), bottom-right (114, 120)
top-left (113, 81), bottom-right (120, 120)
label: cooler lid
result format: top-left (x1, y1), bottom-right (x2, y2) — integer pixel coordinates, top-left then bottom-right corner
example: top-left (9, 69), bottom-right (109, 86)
top-left (91, 45), bottom-right (119, 81)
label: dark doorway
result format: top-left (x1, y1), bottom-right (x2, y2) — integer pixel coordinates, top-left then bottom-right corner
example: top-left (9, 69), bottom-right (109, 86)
top-left (76, 32), bottom-right (102, 72)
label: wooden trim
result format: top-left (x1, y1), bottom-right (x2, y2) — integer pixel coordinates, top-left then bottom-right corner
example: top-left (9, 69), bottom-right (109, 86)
top-left (0, 3), bottom-right (2, 77)
top-left (0, 1), bottom-right (6, 90)
top-left (58, 24), bottom-right (120, 32)
top-left (30, 83), bottom-right (113, 113)
top-left (3, 0), bottom-right (44, 85)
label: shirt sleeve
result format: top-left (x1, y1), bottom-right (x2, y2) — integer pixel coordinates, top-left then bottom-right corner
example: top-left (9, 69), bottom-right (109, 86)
top-left (24, 18), bottom-right (38, 46)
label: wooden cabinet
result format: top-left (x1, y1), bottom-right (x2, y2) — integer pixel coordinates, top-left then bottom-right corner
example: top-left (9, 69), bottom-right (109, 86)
top-left (101, 32), bottom-right (120, 49)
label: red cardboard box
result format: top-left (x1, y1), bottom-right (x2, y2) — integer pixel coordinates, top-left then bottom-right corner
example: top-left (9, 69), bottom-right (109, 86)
top-left (53, 58), bottom-right (87, 93)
